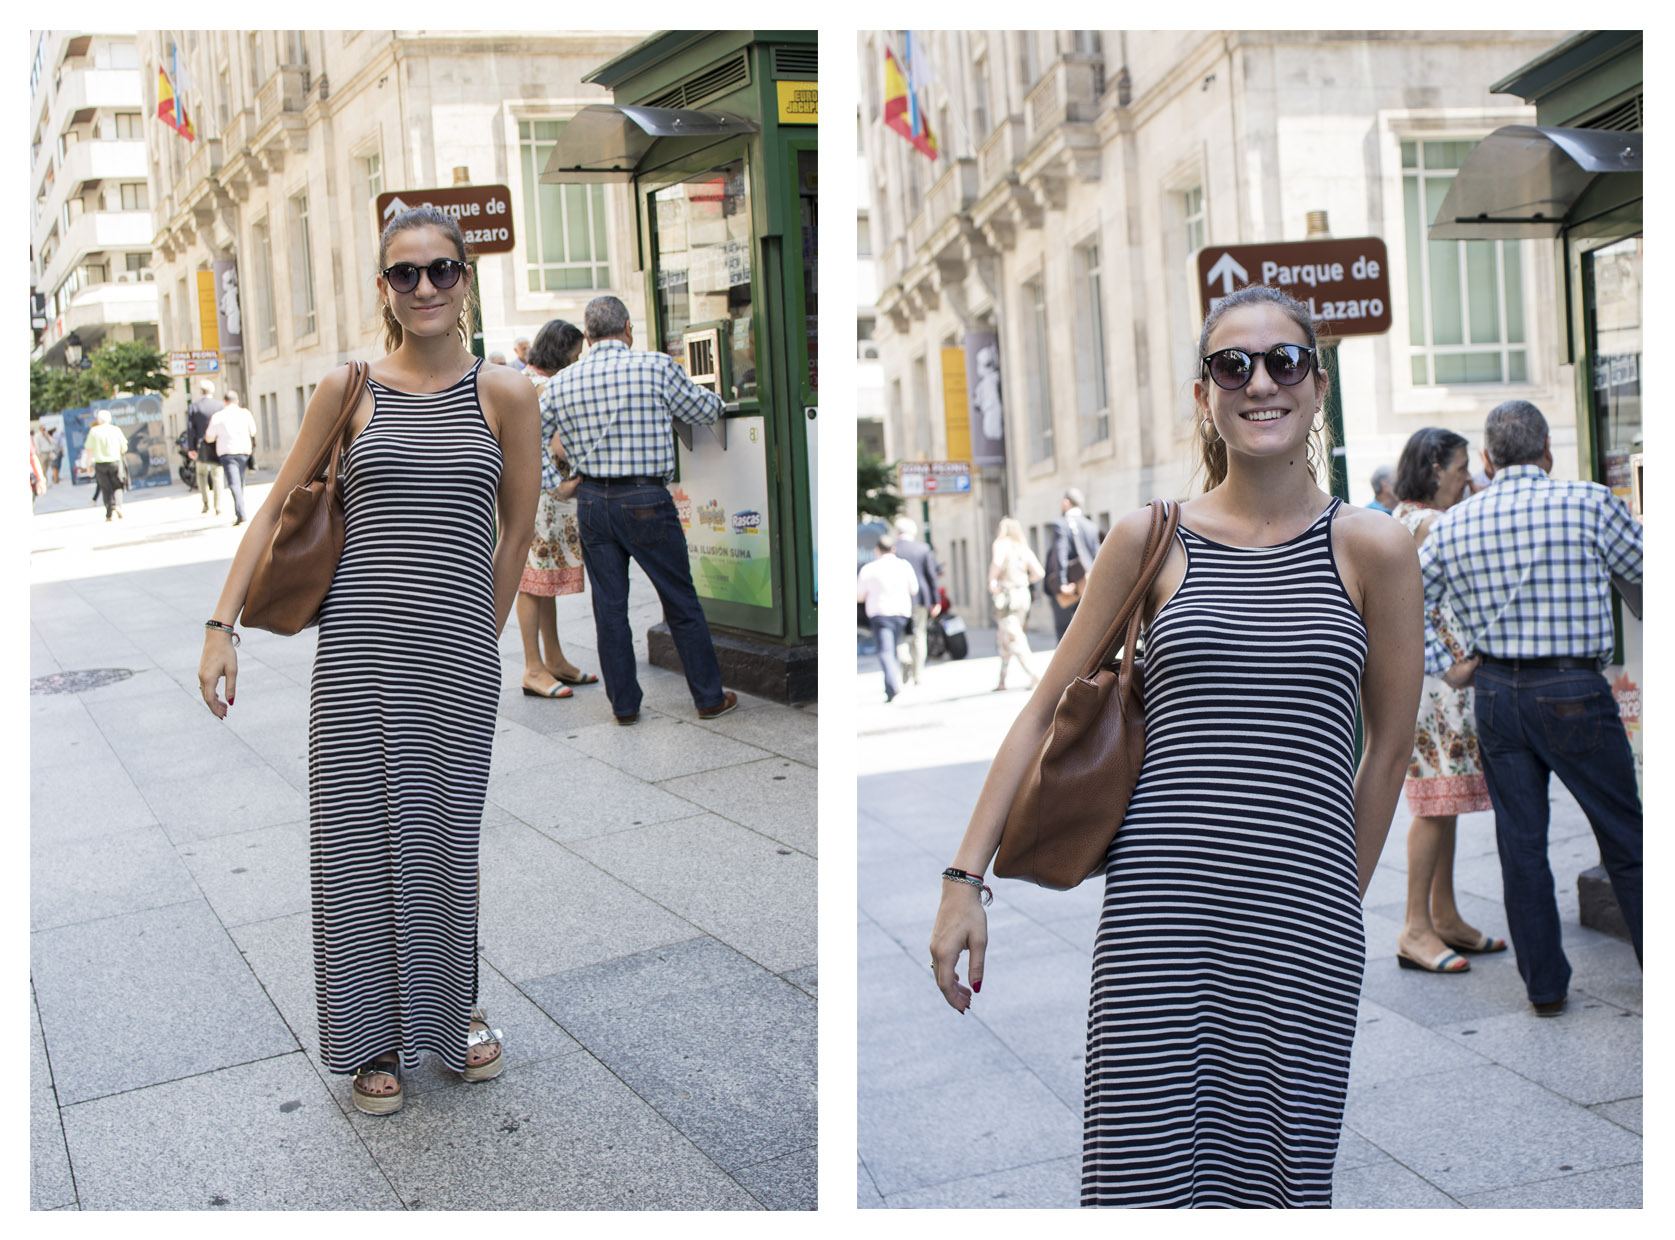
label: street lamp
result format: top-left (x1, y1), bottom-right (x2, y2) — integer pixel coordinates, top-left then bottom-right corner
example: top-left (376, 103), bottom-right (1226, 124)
top-left (64, 332), bottom-right (83, 368)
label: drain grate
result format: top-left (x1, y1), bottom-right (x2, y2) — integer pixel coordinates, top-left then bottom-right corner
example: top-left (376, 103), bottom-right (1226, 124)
top-left (31, 668), bottom-right (138, 695)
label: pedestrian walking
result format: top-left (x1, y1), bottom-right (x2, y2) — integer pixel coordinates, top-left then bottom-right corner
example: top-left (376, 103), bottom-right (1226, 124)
top-left (1418, 399), bottom-right (1643, 1017)
top-left (515, 318), bottom-right (597, 700)
top-left (1368, 463), bottom-right (1397, 514)
top-left (511, 336), bottom-right (530, 371)
top-left (1044, 488), bottom-right (1101, 640)
top-left (546, 295), bottom-right (737, 725)
top-left (197, 204), bottom-right (540, 1114)
top-left (891, 515), bottom-right (940, 685)
top-left (186, 379), bottom-right (224, 515)
top-left (988, 517), bottom-right (1043, 692)
top-left (203, 390), bottom-right (258, 526)
top-left (1388, 427), bottom-right (1503, 975)
top-left (930, 284), bottom-right (1423, 1207)
top-left (857, 532), bottom-right (919, 703)
top-left (29, 433), bottom-right (47, 504)
top-left (48, 422), bottom-right (64, 484)
top-left (84, 409), bottom-right (128, 521)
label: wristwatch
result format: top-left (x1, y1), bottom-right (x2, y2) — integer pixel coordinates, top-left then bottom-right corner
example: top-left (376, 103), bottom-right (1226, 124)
top-left (554, 456), bottom-right (574, 480)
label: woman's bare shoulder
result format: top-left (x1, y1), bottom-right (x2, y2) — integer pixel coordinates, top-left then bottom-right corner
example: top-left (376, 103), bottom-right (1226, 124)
top-left (1334, 502), bottom-right (1416, 569)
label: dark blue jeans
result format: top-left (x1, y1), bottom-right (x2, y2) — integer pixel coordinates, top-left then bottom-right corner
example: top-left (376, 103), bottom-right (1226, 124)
top-left (1473, 664), bottom-right (1643, 1004)
top-left (575, 480), bottom-right (724, 718)
top-left (220, 452), bottom-right (251, 520)
top-left (869, 615), bottom-right (907, 700)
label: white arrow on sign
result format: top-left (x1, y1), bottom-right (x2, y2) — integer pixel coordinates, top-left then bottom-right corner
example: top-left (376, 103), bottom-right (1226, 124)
top-left (1206, 252), bottom-right (1249, 295)
top-left (382, 195), bottom-right (410, 221)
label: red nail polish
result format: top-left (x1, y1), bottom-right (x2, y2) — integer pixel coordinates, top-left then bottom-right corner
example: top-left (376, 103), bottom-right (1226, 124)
top-left (228, 697), bottom-right (234, 706)
top-left (972, 979), bottom-right (981, 993)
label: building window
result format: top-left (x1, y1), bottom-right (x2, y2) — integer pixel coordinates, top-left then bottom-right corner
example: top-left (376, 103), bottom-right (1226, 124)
top-left (120, 182), bottom-right (149, 211)
top-left (518, 119), bottom-right (610, 292)
top-left (1183, 185), bottom-right (1206, 255)
top-left (1073, 239), bottom-right (1109, 446)
top-left (113, 112), bottom-right (142, 140)
top-left (285, 32), bottom-right (308, 68)
top-left (288, 192), bottom-right (317, 338)
top-left (84, 261), bottom-right (108, 286)
top-left (1023, 275), bottom-right (1054, 465)
top-left (247, 32), bottom-right (262, 93)
top-left (971, 55), bottom-right (990, 140)
top-left (857, 211), bottom-right (872, 258)
top-left (251, 215), bottom-right (278, 350)
top-left (126, 252), bottom-right (148, 273)
top-left (1403, 139), bottom-right (1527, 385)
top-left (911, 353), bottom-right (931, 459)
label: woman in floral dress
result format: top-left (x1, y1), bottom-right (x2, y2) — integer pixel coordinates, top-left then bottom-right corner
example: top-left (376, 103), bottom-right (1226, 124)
top-left (514, 319), bottom-right (597, 698)
top-left (1390, 427), bottom-right (1506, 973)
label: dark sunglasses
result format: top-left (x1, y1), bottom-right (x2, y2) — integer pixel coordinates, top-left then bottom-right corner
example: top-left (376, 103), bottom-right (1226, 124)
top-left (1200, 344), bottom-right (1317, 390)
top-left (381, 258), bottom-right (469, 294)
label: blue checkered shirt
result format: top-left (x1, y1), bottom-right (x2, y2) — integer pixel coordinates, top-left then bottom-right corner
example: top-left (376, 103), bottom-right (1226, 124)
top-left (1418, 465), bottom-right (1643, 675)
top-left (542, 339), bottom-right (723, 484)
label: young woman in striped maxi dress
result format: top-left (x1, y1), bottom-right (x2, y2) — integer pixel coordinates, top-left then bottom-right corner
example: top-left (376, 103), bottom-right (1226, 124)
top-left (198, 206), bottom-right (540, 1115)
top-left (930, 285), bottom-right (1424, 1206)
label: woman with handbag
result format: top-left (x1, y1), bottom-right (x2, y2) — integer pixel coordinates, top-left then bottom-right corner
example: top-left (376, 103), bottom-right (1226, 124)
top-left (197, 204), bottom-right (540, 1115)
top-left (988, 517), bottom-right (1044, 692)
top-left (1388, 427), bottom-right (1504, 974)
top-left (514, 318), bottom-right (598, 699)
top-left (929, 284), bottom-right (1424, 1207)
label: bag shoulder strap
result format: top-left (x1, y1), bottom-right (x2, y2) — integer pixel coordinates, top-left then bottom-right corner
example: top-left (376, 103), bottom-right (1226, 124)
top-left (311, 362), bottom-right (369, 489)
top-left (1079, 499), bottom-right (1179, 679)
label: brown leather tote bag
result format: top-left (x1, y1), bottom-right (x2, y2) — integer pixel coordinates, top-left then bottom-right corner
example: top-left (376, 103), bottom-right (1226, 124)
top-left (993, 498), bottom-right (1179, 890)
top-left (241, 362), bottom-right (369, 636)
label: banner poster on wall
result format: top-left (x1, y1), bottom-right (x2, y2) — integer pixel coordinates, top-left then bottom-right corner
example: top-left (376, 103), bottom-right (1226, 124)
top-left (64, 395), bottom-right (170, 488)
top-left (671, 416), bottom-right (773, 609)
top-left (962, 331), bottom-right (1005, 466)
top-left (213, 258), bottom-right (243, 353)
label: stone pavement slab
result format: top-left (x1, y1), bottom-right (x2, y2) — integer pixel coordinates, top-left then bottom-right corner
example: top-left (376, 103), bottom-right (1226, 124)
top-left (731, 1145), bottom-right (818, 1211)
top-left (521, 936), bottom-right (817, 1178)
top-left (30, 991), bottom-right (76, 1211)
top-left (1332, 1159), bottom-right (1461, 1208)
top-left (176, 821), bottom-right (311, 929)
top-left (567, 812), bottom-right (817, 974)
top-left (60, 1052), bottom-right (402, 1210)
top-left (1458, 1162), bottom-right (1641, 1208)
top-left (1592, 1097), bottom-right (1642, 1135)
top-left (561, 713), bottom-right (773, 783)
top-left (29, 753), bottom-right (156, 844)
top-left (485, 746), bottom-right (704, 844)
top-left (29, 822), bottom-right (202, 932)
top-left (32, 899), bottom-right (296, 1106)
top-left (1431, 999), bottom-right (1642, 1105)
top-left (883, 1155), bottom-right (1082, 1208)
top-left (660, 756), bottom-right (819, 857)
top-left (346, 1052), bottom-right (760, 1211)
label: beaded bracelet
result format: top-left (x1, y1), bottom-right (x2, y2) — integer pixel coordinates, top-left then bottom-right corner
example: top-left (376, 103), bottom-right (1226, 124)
top-left (204, 619), bottom-right (241, 646)
top-left (942, 867), bottom-right (993, 906)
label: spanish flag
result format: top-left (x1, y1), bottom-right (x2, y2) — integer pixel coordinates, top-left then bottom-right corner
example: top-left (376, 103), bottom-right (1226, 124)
top-left (156, 65), bottom-right (195, 142)
top-left (883, 43), bottom-right (936, 161)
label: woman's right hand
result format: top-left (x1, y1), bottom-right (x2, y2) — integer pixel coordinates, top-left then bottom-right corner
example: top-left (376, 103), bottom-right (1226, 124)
top-left (929, 882), bottom-right (988, 1013)
top-left (198, 630), bottom-right (239, 719)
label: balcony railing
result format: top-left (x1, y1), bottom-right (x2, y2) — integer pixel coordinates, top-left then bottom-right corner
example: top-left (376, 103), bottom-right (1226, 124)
top-left (977, 115), bottom-right (1026, 192)
top-left (257, 66), bottom-right (309, 126)
top-left (184, 137), bottom-right (224, 190)
top-left (1025, 56), bottom-right (1103, 146)
top-left (925, 157), bottom-right (977, 238)
top-left (221, 108), bottom-right (254, 157)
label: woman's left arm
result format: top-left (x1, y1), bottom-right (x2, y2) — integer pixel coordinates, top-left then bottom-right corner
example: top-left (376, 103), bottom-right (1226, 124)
top-left (484, 369), bottom-right (541, 634)
top-left (1346, 514), bottom-right (1425, 897)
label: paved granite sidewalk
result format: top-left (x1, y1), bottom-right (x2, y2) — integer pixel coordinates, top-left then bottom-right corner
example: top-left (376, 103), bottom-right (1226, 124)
top-left (856, 621), bottom-right (1641, 1209)
top-left (29, 478), bottom-right (817, 1211)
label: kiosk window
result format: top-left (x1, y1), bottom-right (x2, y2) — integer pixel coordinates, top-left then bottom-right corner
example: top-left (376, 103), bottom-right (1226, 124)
top-left (1586, 236), bottom-right (1642, 502)
top-left (651, 161), bottom-right (756, 399)
top-left (798, 149), bottom-right (817, 394)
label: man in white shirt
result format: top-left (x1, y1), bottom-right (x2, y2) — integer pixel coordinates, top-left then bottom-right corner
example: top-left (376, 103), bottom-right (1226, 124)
top-left (857, 533), bottom-right (921, 703)
top-left (204, 390), bottom-right (259, 526)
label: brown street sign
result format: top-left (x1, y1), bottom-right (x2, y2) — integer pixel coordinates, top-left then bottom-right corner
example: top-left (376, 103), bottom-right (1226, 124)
top-left (1195, 237), bottom-right (1392, 338)
top-left (376, 185), bottom-right (516, 254)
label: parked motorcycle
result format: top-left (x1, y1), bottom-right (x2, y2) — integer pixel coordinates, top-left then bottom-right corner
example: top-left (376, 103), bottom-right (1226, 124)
top-left (925, 587), bottom-right (968, 661)
top-left (175, 430), bottom-right (196, 489)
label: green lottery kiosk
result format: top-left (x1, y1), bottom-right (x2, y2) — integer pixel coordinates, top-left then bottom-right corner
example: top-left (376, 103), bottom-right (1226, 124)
top-left (543, 30), bottom-right (817, 703)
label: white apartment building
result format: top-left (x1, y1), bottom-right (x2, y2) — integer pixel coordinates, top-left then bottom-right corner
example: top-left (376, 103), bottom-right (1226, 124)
top-left (861, 30), bottom-right (1578, 624)
top-left (139, 29), bottom-right (647, 454)
top-left (30, 32), bottom-right (160, 368)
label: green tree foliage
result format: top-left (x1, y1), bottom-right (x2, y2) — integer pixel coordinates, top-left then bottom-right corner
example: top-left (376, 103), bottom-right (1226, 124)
top-left (859, 449), bottom-right (904, 522)
top-left (30, 360), bottom-right (108, 417)
top-left (90, 340), bottom-right (172, 397)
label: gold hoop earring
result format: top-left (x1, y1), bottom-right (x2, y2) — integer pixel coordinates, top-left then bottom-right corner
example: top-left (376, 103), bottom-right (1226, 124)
top-left (1200, 414), bottom-right (1220, 443)
top-left (1313, 407), bottom-right (1325, 434)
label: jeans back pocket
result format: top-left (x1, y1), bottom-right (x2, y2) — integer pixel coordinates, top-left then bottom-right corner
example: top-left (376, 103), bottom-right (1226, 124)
top-left (1536, 690), bottom-right (1605, 756)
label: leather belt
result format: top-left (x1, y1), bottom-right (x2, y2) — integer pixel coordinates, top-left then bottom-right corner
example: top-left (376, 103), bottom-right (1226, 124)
top-left (577, 474), bottom-right (666, 487)
top-left (1478, 655), bottom-right (1600, 671)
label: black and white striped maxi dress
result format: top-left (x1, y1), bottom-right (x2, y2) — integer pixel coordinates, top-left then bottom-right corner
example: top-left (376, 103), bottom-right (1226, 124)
top-left (1082, 499), bottom-right (1368, 1207)
top-left (309, 358), bottom-right (502, 1075)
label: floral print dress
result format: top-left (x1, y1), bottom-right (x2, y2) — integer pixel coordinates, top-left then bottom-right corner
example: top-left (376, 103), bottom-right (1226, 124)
top-left (1393, 501), bottom-right (1492, 817)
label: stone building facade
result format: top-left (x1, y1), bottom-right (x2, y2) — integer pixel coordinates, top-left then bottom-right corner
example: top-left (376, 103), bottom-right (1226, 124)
top-left (861, 30), bottom-right (1578, 623)
top-left (30, 31), bottom-right (160, 367)
top-left (139, 29), bottom-right (647, 453)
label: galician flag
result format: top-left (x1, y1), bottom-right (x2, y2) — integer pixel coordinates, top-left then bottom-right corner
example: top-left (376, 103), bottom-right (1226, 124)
top-left (883, 35), bottom-right (937, 161)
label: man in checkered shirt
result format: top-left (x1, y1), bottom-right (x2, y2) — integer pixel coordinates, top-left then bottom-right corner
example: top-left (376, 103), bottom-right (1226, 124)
top-left (545, 295), bottom-right (736, 725)
top-left (1420, 400), bottom-right (1642, 1016)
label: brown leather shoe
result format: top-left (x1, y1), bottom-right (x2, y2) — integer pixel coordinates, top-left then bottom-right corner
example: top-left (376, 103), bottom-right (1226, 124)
top-left (697, 690), bottom-right (738, 720)
top-left (1533, 996), bottom-right (1567, 1017)
top-left (615, 712), bottom-right (639, 726)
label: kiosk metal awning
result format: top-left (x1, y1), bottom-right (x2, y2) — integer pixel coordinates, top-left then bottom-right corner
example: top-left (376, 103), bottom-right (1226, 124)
top-left (1428, 125), bottom-right (1642, 240)
top-left (538, 104), bottom-right (758, 184)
